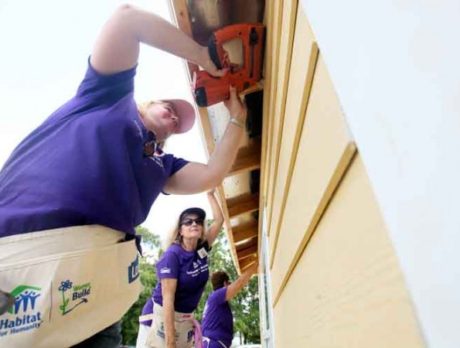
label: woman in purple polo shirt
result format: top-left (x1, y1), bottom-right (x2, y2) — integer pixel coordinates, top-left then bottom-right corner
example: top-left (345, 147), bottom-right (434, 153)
top-left (0, 4), bottom-right (247, 348)
top-left (201, 262), bottom-right (259, 348)
top-left (136, 190), bottom-right (224, 348)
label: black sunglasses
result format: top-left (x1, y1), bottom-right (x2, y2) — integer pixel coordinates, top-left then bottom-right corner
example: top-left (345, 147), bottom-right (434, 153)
top-left (181, 218), bottom-right (204, 226)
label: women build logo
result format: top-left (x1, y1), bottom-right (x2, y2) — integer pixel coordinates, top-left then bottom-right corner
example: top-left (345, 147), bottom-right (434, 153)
top-left (58, 280), bottom-right (91, 315)
top-left (0, 285), bottom-right (42, 337)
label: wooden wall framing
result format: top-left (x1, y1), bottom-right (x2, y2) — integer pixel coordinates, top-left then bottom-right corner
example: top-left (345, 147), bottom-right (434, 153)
top-left (168, 0), bottom-right (263, 272)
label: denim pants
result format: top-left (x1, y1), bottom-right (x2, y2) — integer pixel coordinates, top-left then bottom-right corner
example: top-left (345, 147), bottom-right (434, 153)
top-left (71, 321), bottom-right (122, 348)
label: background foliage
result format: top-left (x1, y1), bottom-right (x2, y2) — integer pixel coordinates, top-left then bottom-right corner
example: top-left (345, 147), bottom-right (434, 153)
top-left (121, 225), bottom-right (260, 345)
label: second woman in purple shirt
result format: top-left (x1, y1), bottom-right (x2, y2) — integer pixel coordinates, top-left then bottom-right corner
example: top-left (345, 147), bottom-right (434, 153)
top-left (137, 190), bottom-right (224, 348)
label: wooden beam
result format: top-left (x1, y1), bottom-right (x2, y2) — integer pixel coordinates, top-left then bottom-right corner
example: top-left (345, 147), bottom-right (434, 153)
top-left (237, 238), bottom-right (257, 251)
top-left (238, 245), bottom-right (258, 260)
top-left (236, 237), bottom-right (258, 252)
top-left (168, 0), bottom-right (199, 78)
top-left (239, 255), bottom-right (258, 271)
top-left (168, 1), bottom-right (214, 156)
top-left (227, 193), bottom-right (259, 219)
top-left (196, 107), bottom-right (215, 155)
top-left (232, 220), bottom-right (258, 244)
top-left (215, 190), bottom-right (243, 273)
top-left (227, 138), bottom-right (261, 177)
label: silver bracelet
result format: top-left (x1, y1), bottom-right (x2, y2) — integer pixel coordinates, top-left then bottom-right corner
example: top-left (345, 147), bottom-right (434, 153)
top-left (229, 117), bottom-right (245, 129)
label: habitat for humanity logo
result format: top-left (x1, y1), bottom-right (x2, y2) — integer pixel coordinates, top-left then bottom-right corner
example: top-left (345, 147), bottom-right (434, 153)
top-left (58, 280), bottom-right (91, 315)
top-left (0, 285), bottom-right (42, 337)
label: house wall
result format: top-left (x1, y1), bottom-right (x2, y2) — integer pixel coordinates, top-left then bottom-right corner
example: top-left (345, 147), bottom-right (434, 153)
top-left (299, 1), bottom-right (460, 346)
top-left (274, 155), bottom-right (423, 347)
top-left (261, 1), bottom-right (424, 346)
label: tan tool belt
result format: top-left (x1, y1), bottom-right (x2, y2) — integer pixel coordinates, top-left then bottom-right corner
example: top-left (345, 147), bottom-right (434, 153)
top-left (0, 225), bottom-right (141, 348)
top-left (139, 303), bottom-right (197, 348)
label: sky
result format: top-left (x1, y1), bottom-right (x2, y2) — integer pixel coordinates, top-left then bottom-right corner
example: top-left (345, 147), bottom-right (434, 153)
top-left (0, 0), bottom-right (213, 244)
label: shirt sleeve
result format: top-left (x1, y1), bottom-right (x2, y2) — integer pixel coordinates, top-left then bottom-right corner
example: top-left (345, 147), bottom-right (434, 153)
top-left (160, 154), bottom-right (189, 177)
top-left (76, 57), bottom-right (137, 105)
top-left (160, 155), bottom-right (189, 195)
top-left (156, 249), bottom-right (180, 280)
top-left (209, 287), bottom-right (228, 305)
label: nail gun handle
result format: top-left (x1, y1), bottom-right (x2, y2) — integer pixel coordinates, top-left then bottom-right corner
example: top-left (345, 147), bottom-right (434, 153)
top-left (208, 34), bottom-right (224, 70)
top-left (208, 24), bottom-right (247, 71)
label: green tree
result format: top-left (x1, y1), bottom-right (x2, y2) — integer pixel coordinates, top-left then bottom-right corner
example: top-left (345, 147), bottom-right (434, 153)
top-left (235, 277), bottom-right (260, 344)
top-left (121, 226), bottom-right (161, 345)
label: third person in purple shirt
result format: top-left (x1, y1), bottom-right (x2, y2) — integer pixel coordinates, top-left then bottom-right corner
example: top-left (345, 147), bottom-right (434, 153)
top-left (201, 262), bottom-right (259, 348)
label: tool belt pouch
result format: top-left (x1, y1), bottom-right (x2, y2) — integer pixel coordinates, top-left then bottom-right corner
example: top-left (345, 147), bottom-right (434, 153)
top-left (0, 237), bottom-right (141, 348)
top-left (146, 303), bottom-right (195, 348)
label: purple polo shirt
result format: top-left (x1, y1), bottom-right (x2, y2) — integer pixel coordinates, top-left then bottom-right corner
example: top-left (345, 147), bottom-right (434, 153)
top-left (0, 61), bottom-right (188, 238)
top-left (141, 242), bottom-right (210, 325)
top-left (202, 287), bottom-right (233, 347)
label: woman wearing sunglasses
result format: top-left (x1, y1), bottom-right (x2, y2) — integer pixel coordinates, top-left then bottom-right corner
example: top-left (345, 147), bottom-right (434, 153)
top-left (137, 190), bottom-right (224, 348)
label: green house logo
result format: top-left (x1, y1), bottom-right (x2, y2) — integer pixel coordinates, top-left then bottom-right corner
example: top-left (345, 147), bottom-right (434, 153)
top-left (7, 285), bottom-right (41, 315)
top-left (0, 285), bottom-right (43, 335)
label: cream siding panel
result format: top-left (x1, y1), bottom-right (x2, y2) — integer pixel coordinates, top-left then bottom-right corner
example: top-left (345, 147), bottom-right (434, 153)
top-left (267, 7), bottom-right (317, 257)
top-left (265, 0), bottom-right (297, 230)
top-left (274, 155), bottom-right (424, 348)
top-left (270, 56), bottom-right (355, 297)
top-left (259, 0), bottom-right (275, 234)
top-left (262, 0), bottom-right (284, 218)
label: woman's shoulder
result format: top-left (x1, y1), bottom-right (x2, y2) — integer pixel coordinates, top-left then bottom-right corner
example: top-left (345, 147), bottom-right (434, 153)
top-left (162, 243), bottom-right (187, 259)
top-left (163, 243), bottom-right (181, 254)
top-left (162, 241), bottom-right (209, 260)
top-left (208, 287), bottom-right (227, 304)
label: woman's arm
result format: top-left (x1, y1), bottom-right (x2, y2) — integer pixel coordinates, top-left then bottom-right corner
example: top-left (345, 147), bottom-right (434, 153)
top-left (205, 190), bottom-right (224, 246)
top-left (225, 262), bottom-right (258, 301)
top-left (161, 278), bottom-right (178, 348)
top-left (90, 4), bottom-right (224, 76)
top-left (164, 86), bottom-right (247, 194)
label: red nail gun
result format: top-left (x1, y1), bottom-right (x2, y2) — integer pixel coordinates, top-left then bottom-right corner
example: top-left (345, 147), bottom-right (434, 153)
top-left (192, 23), bottom-right (265, 107)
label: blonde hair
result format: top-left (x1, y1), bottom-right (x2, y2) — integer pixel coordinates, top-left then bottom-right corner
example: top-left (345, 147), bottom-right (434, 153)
top-left (137, 100), bottom-right (155, 118)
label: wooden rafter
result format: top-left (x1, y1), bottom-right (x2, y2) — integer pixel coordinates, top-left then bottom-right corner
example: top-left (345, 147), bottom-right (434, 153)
top-left (238, 245), bottom-right (258, 260)
top-left (232, 220), bottom-right (258, 244)
top-left (227, 193), bottom-right (259, 219)
top-left (227, 138), bottom-right (261, 177)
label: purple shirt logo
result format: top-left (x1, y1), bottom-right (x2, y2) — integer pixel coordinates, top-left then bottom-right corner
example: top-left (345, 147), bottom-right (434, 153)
top-left (160, 267), bottom-right (171, 274)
